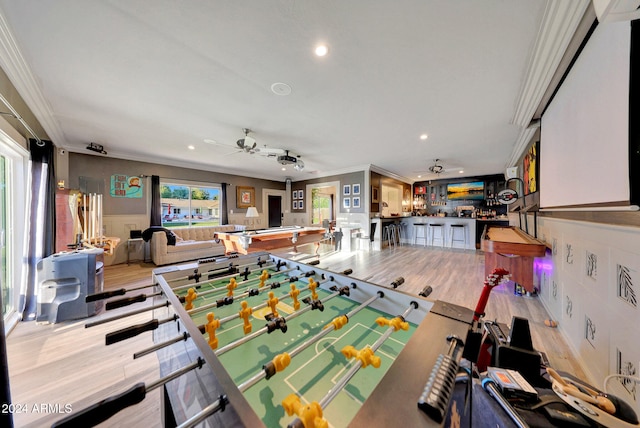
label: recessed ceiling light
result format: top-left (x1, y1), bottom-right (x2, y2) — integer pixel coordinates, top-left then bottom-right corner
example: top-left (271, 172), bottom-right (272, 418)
top-left (271, 82), bottom-right (292, 96)
top-left (420, 134), bottom-right (428, 140)
top-left (188, 145), bottom-right (195, 150)
top-left (315, 44), bottom-right (329, 57)
top-left (459, 170), bottom-right (464, 174)
top-left (281, 167), bottom-right (286, 171)
top-left (417, 175), bottom-right (422, 178)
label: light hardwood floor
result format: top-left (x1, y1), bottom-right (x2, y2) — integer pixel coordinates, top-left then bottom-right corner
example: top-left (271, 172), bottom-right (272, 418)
top-left (6, 244), bottom-right (585, 427)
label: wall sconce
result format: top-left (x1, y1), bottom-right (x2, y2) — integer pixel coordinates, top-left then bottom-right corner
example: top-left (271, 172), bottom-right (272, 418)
top-left (57, 179), bottom-right (65, 189)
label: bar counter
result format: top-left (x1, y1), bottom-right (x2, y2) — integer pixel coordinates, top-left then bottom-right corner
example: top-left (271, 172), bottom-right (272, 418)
top-left (371, 216), bottom-right (476, 250)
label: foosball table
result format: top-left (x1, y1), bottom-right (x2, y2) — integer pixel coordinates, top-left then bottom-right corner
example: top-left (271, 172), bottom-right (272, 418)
top-left (54, 252), bottom-right (475, 428)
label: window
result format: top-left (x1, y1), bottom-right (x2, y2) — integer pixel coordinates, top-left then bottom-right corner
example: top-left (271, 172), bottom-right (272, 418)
top-left (0, 133), bottom-right (29, 330)
top-left (160, 181), bottom-right (221, 228)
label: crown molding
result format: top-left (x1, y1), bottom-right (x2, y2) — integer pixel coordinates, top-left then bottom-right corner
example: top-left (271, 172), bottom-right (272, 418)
top-left (370, 164), bottom-right (413, 184)
top-left (0, 8), bottom-right (66, 145)
top-left (511, 0), bottom-right (590, 128)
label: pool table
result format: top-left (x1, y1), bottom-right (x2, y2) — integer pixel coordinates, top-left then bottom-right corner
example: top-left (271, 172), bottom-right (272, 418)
top-left (214, 226), bottom-right (326, 255)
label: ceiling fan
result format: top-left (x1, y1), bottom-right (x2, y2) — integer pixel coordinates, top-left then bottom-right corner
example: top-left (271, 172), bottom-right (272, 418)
top-left (414, 159), bottom-right (463, 177)
top-left (205, 128), bottom-right (285, 157)
top-left (429, 159), bottom-right (445, 174)
top-left (236, 128), bottom-right (257, 153)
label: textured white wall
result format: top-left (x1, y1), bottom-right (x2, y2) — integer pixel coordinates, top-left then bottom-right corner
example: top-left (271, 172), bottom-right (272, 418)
top-left (535, 216), bottom-right (640, 413)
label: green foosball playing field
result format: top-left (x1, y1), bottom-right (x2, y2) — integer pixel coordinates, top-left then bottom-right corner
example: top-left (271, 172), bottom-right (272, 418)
top-left (170, 265), bottom-right (417, 427)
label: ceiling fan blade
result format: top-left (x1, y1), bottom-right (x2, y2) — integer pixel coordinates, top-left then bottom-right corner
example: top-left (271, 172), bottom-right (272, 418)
top-left (255, 147), bottom-right (285, 156)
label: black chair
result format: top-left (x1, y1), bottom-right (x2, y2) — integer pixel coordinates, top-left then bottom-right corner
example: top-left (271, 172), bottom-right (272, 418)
top-left (360, 222), bottom-right (377, 251)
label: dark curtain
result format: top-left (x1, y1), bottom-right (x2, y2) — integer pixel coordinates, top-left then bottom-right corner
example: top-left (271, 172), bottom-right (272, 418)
top-left (150, 175), bottom-right (161, 226)
top-left (630, 20), bottom-right (640, 205)
top-left (220, 183), bottom-right (229, 225)
top-left (22, 139), bottom-right (56, 320)
top-left (0, 282), bottom-right (13, 427)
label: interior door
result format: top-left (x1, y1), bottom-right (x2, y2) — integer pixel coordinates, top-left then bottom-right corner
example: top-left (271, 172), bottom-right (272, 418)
top-left (268, 195), bottom-right (282, 228)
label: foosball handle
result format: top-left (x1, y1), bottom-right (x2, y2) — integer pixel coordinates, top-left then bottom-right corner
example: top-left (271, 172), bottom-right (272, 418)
top-left (390, 277), bottom-right (405, 288)
top-left (105, 294), bottom-right (147, 310)
top-left (417, 353), bottom-right (459, 423)
top-left (51, 383), bottom-right (146, 428)
top-left (106, 320), bottom-right (159, 345)
top-left (86, 288), bottom-right (127, 302)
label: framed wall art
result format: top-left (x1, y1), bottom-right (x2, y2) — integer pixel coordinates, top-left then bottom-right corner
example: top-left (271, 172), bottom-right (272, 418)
top-left (236, 186), bottom-right (255, 209)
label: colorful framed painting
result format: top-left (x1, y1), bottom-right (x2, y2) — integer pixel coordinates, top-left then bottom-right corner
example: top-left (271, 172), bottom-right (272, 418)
top-left (523, 141), bottom-right (538, 195)
top-left (236, 186), bottom-right (255, 209)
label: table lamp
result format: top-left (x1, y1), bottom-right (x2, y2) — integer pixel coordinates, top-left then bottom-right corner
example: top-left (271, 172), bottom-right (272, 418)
top-left (246, 206), bottom-right (259, 230)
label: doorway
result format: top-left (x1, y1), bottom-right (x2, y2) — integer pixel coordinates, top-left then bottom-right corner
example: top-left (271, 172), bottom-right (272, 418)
top-left (268, 195), bottom-right (282, 228)
top-left (311, 186), bottom-right (336, 226)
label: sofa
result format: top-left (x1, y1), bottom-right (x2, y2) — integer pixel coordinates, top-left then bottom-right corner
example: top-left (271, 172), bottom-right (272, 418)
top-left (149, 225), bottom-right (245, 265)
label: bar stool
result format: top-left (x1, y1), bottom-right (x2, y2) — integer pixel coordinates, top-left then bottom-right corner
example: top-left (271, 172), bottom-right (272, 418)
top-left (449, 224), bottom-right (467, 249)
top-left (396, 222), bottom-right (405, 246)
top-left (413, 223), bottom-right (428, 247)
top-left (383, 224), bottom-right (396, 248)
top-left (429, 223), bottom-right (445, 247)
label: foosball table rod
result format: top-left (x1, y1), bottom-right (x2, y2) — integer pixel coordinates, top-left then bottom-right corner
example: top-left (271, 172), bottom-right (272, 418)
top-left (84, 301), bottom-right (171, 329)
top-left (131, 278), bottom-right (330, 360)
top-left (284, 301), bottom-right (418, 428)
top-left (185, 268), bottom-right (314, 315)
top-left (211, 277), bottom-right (333, 324)
top-left (215, 283), bottom-right (351, 357)
top-left (169, 260), bottom-right (280, 293)
top-left (106, 276), bottom-right (321, 346)
top-left (104, 314), bottom-right (179, 345)
top-left (175, 394), bottom-right (229, 428)
top-left (85, 282), bottom-right (158, 303)
top-left (51, 357), bottom-right (206, 428)
top-left (169, 257), bottom-right (284, 292)
top-left (237, 290), bottom-right (384, 393)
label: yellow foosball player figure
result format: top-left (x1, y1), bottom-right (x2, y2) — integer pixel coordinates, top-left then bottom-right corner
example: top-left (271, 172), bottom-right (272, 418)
top-left (267, 291), bottom-right (279, 318)
top-left (226, 278), bottom-right (238, 297)
top-left (239, 301), bottom-right (253, 334)
top-left (185, 288), bottom-right (197, 310)
top-left (375, 316), bottom-right (409, 332)
top-left (324, 314), bottom-right (348, 331)
top-left (282, 394), bottom-right (328, 428)
top-left (258, 270), bottom-right (270, 288)
top-left (341, 345), bottom-right (381, 368)
top-left (206, 312), bottom-right (220, 350)
top-left (289, 284), bottom-right (301, 310)
top-left (308, 277), bottom-right (318, 300)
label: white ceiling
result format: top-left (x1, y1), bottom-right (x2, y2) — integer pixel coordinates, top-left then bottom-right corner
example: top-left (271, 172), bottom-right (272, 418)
top-left (0, 1), bottom-right (589, 182)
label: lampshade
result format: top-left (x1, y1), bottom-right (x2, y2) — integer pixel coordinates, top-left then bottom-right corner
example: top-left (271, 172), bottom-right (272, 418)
top-left (246, 207), bottom-right (259, 218)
